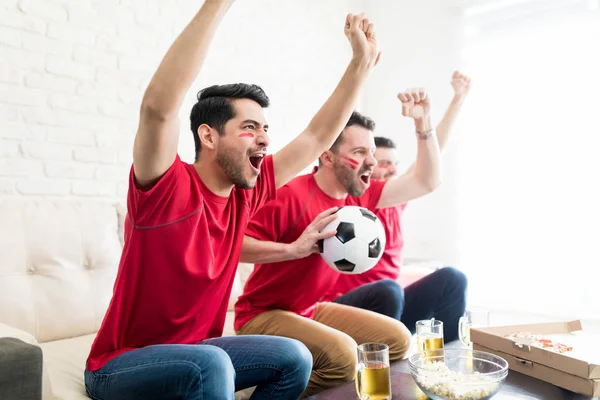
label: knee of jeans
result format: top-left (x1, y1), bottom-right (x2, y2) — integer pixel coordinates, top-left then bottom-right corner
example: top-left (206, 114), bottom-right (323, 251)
top-left (375, 279), bottom-right (404, 306)
top-left (277, 338), bottom-right (313, 381)
top-left (440, 267), bottom-right (468, 292)
top-left (327, 334), bottom-right (359, 383)
top-left (376, 279), bottom-right (404, 301)
top-left (383, 320), bottom-right (412, 362)
top-left (195, 346), bottom-right (235, 394)
top-left (376, 279), bottom-right (404, 316)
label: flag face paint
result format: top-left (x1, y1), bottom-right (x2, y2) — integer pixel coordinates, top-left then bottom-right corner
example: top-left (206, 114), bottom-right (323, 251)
top-left (238, 132), bottom-right (255, 139)
top-left (341, 155), bottom-right (359, 170)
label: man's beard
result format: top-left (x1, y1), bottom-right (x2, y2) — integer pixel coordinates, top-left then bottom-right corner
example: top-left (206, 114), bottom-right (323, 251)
top-left (333, 160), bottom-right (367, 197)
top-left (216, 147), bottom-right (254, 189)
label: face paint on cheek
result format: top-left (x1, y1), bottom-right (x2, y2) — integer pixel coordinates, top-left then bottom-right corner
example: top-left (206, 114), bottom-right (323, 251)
top-left (341, 155), bottom-right (359, 170)
top-left (238, 132), bottom-right (255, 139)
top-left (376, 165), bottom-right (388, 169)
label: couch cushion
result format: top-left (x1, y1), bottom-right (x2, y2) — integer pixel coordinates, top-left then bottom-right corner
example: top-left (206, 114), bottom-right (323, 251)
top-left (223, 311), bottom-right (237, 337)
top-left (40, 334), bottom-right (95, 400)
top-left (0, 199), bottom-right (122, 343)
top-left (228, 263), bottom-right (254, 311)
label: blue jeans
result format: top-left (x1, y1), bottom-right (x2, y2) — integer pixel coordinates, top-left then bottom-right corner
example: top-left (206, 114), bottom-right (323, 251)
top-left (333, 267), bottom-right (468, 342)
top-left (84, 335), bottom-right (312, 400)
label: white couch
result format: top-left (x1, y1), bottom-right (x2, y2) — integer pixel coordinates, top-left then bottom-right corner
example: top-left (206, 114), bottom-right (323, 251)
top-left (0, 198), bottom-right (433, 400)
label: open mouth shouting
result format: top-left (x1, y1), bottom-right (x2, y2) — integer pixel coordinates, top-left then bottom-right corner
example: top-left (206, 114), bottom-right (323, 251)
top-left (248, 151), bottom-right (266, 174)
top-left (359, 169), bottom-right (372, 187)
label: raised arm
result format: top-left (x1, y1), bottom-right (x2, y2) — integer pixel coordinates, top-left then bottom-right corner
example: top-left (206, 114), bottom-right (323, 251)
top-left (405, 71), bottom-right (471, 176)
top-left (272, 14), bottom-right (381, 189)
top-left (376, 88), bottom-right (442, 209)
top-left (240, 207), bottom-right (339, 264)
top-left (133, 0), bottom-right (234, 187)
top-left (433, 71), bottom-right (471, 151)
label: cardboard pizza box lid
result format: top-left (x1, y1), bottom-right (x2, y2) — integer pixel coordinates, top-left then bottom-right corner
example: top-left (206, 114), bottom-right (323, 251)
top-left (470, 320), bottom-right (600, 380)
top-left (474, 343), bottom-right (600, 397)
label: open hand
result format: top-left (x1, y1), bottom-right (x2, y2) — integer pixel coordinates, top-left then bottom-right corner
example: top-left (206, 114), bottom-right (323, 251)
top-left (344, 13), bottom-right (381, 68)
top-left (290, 207), bottom-right (339, 259)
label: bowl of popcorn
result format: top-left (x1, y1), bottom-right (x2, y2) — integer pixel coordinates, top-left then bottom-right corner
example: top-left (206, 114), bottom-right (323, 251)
top-left (408, 349), bottom-right (508, 400)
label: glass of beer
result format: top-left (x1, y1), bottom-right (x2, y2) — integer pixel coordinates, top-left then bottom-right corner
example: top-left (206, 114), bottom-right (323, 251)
top-left (416, 319), bottom-right (444, 358)
top-left (459, 308), bottom-right (490, 347)
top-left (355, 343), bottom-right (392, 400)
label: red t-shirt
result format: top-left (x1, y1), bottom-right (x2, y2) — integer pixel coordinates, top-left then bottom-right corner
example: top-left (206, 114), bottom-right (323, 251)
top-left (86, 155), bottom-right (276, 371)
top-left (234, 172), bottom-right (386, 331)
top-left (323, 203), bottom-right (408, 301)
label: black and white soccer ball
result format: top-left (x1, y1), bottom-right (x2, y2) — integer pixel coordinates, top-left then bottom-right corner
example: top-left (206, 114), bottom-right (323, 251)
top-left (318, 206), bottom-right (386, 274)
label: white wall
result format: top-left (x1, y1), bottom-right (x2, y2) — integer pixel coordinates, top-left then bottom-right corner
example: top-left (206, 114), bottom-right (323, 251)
top-left (362, 0), bottom-right (465, 265)
top-left (0, 0), bottom-right (365, 200)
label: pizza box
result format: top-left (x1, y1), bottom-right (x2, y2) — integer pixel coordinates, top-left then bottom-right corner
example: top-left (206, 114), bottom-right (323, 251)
top-left (473, 344), bottom-right (600, 397)
top-left (470, 320), bottom-right (600, 397)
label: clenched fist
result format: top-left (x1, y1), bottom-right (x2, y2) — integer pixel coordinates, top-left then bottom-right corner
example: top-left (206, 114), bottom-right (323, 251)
top-left (451, 71), bottom-right (471, 97)
top-left (398, 88), bottom-right (430, 121)
top-left (344, 13), bottom-right (381, 68)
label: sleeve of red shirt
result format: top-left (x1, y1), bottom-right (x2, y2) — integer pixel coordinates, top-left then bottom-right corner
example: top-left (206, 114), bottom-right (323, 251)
top-left (360, 179), bottom-right (388, 211)
top-left (245, 154), bottom-right (277, 217)
top-left (127, 155), bottom-right (193, 227)
top-left (245, 184), bottom-right (294, 243)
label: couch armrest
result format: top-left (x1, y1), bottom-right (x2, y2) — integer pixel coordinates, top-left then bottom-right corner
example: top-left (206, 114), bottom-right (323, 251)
top-left (0, 337), bottom-right (43, 400)
top-left (0, 323), bottom-right (53, 400)
top-left (0, 322), bottom-right (38, 344)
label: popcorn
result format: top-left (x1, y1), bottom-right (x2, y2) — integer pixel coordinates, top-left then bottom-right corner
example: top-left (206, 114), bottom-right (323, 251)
top-left (415, 361), bottom-right (500, 400)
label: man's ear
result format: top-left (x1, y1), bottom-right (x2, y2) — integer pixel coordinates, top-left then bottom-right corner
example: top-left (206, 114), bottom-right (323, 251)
top-left (198, 124), bottom-right (217, 151)
top-left (320, 151), bottom-right (335, 167)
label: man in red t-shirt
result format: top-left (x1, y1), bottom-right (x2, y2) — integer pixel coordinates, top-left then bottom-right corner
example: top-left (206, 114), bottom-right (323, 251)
top-left (84, 1), bottom-right (383, 399)
top-left (325, 72), bottom-right (471, 344)
top-left (235, 86), bottom-right (443, 396)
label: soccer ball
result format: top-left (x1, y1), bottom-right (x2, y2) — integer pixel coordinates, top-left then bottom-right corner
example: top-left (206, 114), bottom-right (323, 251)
top-left (318, 206), bottom-right (386, 274)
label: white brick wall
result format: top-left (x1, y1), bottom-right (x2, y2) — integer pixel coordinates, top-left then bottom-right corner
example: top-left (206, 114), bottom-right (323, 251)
top-left (1, 0), bottom-right (366, 199)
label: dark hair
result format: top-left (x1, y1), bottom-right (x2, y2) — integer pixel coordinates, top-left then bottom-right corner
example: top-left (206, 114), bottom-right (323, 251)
top-left (374, 136), bottom-right (396, 149)
top-left (329, 111), bottom-right (376, 153)
top-left (189, 83), bottom-right (270, 161)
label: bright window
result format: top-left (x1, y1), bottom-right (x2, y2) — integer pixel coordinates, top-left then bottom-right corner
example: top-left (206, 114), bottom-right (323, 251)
top-left (455, 1), bottom-right (600, 319)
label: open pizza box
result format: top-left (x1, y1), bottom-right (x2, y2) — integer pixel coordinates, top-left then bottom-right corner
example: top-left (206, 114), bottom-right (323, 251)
top-left (470, 320), bottom-right (600, 397)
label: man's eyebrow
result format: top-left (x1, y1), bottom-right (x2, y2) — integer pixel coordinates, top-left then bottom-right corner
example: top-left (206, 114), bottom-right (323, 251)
top-left (241, 119), bottom-right (269, 130)
top-left (349, 146), bottom-right (369, 151)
